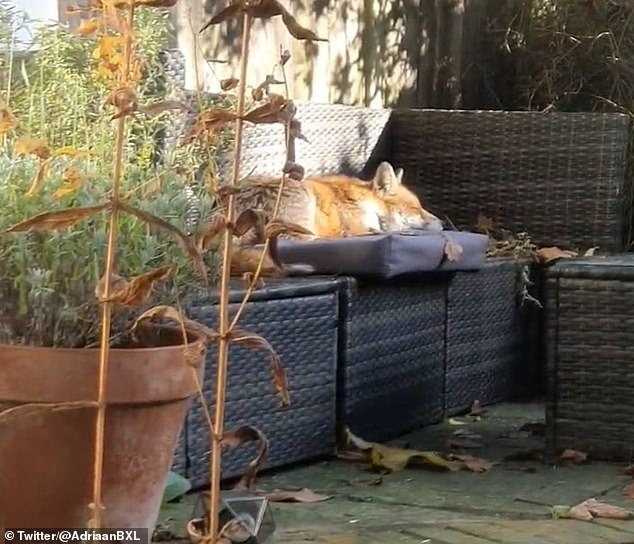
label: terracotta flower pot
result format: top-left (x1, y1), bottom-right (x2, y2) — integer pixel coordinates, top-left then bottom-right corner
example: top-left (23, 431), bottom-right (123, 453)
top-left (0, 323), bottom-right (206, 531)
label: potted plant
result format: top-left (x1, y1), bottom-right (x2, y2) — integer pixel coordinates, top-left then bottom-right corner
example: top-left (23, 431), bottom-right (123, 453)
top-left (0, 0), bottom-right (213, 531)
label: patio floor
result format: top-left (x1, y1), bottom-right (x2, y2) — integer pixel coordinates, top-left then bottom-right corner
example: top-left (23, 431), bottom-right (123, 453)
top-left (157, 402), bottom-right (634, 544)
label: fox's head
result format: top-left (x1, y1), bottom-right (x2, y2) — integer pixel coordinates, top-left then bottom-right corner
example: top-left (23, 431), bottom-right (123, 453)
top-left (371, 162), bottom-right (443, 232)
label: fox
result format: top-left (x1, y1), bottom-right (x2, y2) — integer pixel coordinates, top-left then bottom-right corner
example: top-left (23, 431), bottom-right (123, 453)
top-left (199, 161), bottom-right (444, 277)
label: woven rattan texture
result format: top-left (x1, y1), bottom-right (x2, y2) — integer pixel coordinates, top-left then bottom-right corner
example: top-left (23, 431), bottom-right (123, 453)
top-left (445, 258), bottom-right (534, 416)
top-left (390, 109), bottom-right (631, 252)
top-left (337, 276), bottom-right (447, 443)
top-left (545, 255), bottom-right (634, 462)
top-left (211, 101), bottom-right (392, 183)
top-left (185, 280), bottom-right (339, 489)
top-left (170, 427), bottom-right (187, 477)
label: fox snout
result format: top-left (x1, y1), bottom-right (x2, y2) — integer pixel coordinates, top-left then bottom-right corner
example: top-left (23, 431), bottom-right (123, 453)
top-left (422, 212), bottom-right (444, 231)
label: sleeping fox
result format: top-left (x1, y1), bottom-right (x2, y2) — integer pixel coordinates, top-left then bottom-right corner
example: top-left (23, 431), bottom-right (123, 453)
top-left (200, 161), bottom-right (443, 276)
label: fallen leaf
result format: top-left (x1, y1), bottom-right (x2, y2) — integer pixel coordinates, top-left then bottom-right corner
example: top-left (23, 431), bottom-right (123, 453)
top-left (448, 454), bottom-right (494, 473)
top-left (624, 464), bottom-right (634, 476)
top-left (344, 428), bottom-right (462, 473)
top-left (14, 137), bottom-right (50, 159)
top-left (220, 77), bottom-right (239, 91)
top-left (443, 237), bottom-right (463, 262)
top-left (446, 436), bottom-right (481, 450)
top-left (95, 265), bottom-right (172, 307)
top-left (552, 504), bottom-right (593, 521)
top-left (118, 201), bottom-right (207, 283)
top-left (535, 246), bottom-right (578, 264)
top-left (6, 203), bottom-right (110, 233)
top-left (560, 448), bottom-right (587, 464)
top-left (584, 246), bottom-right (598, 256)
top-left (583, 498), bottom-right (632, 520)
top-left (469, 400), bottom-right (485, 417)
top-left (265, 488), bottom-right (332, 503)
top-left (231, 330), bottom-right (290, 408)
top-left (223, 425), bottom-right (269, 492)
top-left (624, 482), bottom-right (634, 499)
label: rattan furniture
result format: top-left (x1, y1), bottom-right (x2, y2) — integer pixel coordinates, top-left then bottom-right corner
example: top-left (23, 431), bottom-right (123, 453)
top-left (545, 255), bottom-right (634, 462)
top-left (184, 278), bottom-right (340, 488)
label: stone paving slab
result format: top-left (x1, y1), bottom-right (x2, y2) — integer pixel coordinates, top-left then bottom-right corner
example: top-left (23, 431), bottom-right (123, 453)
top-left (157, 402), bottom-right (634, 544)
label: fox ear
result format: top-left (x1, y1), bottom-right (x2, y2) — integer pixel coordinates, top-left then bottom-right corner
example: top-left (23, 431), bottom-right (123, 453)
top-left (372, 162), bottom-right (402, 194)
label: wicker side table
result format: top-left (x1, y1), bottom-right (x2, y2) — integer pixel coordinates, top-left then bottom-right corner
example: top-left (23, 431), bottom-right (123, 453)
top-left (184, 277), bottom-right (340, 488)
top-left (545, 255), bottom-right (634, 462)
top-left (444, 258), bottom-right (537, 416)
top-left (336, 275), bottom-right (447, 443)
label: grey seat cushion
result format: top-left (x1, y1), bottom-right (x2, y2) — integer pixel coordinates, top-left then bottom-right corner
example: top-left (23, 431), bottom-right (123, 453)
top-left (276, 230), bottom-right (489, 278)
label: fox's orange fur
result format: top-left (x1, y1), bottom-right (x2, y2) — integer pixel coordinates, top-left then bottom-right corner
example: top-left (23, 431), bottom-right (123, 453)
top-left (204, 161), bottom-right (443, 276)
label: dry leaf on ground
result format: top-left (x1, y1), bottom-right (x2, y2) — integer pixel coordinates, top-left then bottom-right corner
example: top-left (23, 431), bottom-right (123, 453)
top-left (535, 246), bottom-right (578, 264)
top-left (584, 247), bottom-right (598, 256)
top-left (553, 498), bottom-right (632, 521)
top-left (344, 428), bottom-right (463, 473)
top-left (469, 400), bottom-right (486, 417)
top-left (624, 482), bottom-right (634, 499)
top-left (265, 488), bottom-right (332, 503)
top-left (448, 454), bottom-right (494, 473)
top-left (224, 425), bottom-right (269, 492)
top-left (624, 465), bottom-right (634, 476)
top-left (560, 448), bottom-right (587, 464)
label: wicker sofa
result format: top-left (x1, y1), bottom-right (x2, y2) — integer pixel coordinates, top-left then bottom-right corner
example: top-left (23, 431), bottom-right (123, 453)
top-left (158, 52), bottom-right (632, 482)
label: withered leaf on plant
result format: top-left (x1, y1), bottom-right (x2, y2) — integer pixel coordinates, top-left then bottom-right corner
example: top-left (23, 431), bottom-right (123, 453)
top-left (13, 137), bottom-right (50, 160)
top-left (220, 77), bottom-right (240, 91)
top-left (186, 108), bottom-right (238, 143)
top-left (283, 162), bottom-right (305, 181)
top-left (197, 214), bottom-right (228, 253)
top-left (223, 425), bottom-right (269, 492)
top-left (106, 87), bottom-right (138, 118)
top-left (0, 101), bottom-right (18, 135)
top-left (231, 329), bottom-right (290, 408)
top-left (25, 160), bottom-right (52, 197)
top-left (95, 265), bottom-right (173, 307)
top-left (235, 209), bottom-right (265, 237)
top-left (132, 305), bottom-right (219, 342)
top-left (280, 10), bottom-right (327, 42)
top-left (241, 94), bottom-right (292, 124)
top-left (280, 48), bottom-right (291, 65)
top-left (6, 203), bottom-right (110, 233)
top-left (54, 167), bottom-right (85, 198)
top-left (289, 118), bottom-right (308, 142)
top-left (118, 201), bottom-right (208, 283)
top-left (77, 18), bottom-right (101, 37)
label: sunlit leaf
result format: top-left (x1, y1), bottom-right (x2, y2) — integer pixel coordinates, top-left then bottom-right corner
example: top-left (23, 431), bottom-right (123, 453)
top-left (25, 159), bottom-right (52, 197)
top-left (6, 203), bottom-right (110, 233)
top-left (0, 102), bottom-right (18, 135)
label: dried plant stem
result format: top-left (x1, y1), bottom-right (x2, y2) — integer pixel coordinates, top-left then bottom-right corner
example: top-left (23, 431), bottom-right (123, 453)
top-left (208, 11), bottom-right (253, 543)
top-left (228, 57), bottom-right (293, 331)
top-left (91, 1), bottom-right (135, 529)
